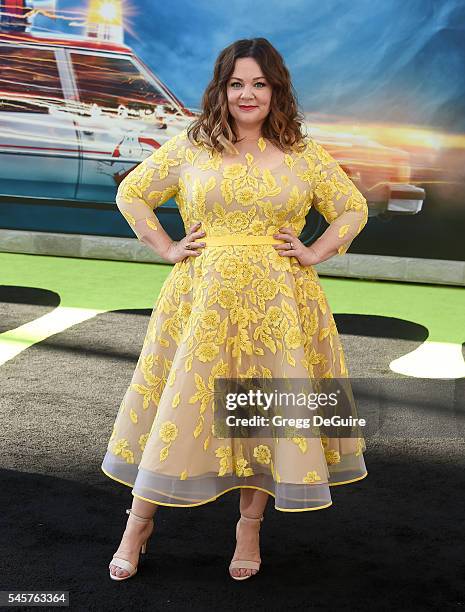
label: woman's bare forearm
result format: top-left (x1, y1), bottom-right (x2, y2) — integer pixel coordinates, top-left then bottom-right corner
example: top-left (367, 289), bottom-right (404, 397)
top-left (135, 217), bottom-right (173, 260)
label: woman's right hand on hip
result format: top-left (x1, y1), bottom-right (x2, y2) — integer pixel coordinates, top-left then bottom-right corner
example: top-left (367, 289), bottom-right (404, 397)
top-left (162, 222), bottom-right (206, 263)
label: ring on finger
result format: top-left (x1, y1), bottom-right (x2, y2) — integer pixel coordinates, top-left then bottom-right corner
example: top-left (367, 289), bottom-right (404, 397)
top-left (289, 241), bottom-right (294, 249)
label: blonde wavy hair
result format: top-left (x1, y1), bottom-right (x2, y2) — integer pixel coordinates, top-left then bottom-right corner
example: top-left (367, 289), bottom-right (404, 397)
top-left (186, 37), bottom-right (308, 154)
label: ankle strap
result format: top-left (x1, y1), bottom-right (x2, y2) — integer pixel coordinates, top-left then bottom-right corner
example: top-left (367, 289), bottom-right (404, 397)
top-left (126, 508), bottom-right (153, 523)
top-left (240, 514), bottom-right (264, 523)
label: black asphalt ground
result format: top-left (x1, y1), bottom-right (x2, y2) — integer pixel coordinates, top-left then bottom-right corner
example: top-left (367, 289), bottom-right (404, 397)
top-left (1, 289), bottom-right (464, 611)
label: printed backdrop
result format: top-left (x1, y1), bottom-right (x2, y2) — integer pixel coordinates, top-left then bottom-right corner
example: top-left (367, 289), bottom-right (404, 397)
top-left (1, 0), bottom-right (464, 260)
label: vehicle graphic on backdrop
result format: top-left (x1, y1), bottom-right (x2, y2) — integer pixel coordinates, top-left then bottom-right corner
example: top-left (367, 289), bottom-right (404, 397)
top-left (0, 0), bottom-right (425, 243)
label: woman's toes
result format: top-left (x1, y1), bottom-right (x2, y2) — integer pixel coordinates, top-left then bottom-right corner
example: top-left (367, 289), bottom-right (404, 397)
top-left (230, 564), bottom-right (259, 578)
top-left (110, 564), bottom-right (128, 578)
top-left (230, 566), bottom-right (257, 578)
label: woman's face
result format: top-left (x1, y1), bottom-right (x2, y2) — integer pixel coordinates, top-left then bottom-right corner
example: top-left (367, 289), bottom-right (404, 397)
top-left (226, 57), bottom-right (272, 132)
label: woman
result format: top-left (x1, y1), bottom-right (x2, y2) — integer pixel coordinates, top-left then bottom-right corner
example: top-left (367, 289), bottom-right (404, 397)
top-left (103, 37), bottom-right (369, 582)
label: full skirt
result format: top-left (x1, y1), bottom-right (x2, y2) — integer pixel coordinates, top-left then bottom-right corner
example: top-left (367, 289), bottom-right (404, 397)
top-left (101, 246), bottom-right (368, 512)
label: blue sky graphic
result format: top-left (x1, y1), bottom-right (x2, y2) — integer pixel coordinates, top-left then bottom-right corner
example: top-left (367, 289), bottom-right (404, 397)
top-left (37, 0), bottom-right (465, 131)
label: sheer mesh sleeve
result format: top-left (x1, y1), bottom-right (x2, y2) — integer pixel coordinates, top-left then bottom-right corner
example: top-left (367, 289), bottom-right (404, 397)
top-left (116, 131), bottom-right (186, 244)
top-left (309, 139), bottom-right (368, 256)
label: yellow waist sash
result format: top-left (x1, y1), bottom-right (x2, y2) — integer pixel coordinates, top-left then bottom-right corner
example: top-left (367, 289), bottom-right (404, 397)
top-left (201, 235), bottom-right (287, 247)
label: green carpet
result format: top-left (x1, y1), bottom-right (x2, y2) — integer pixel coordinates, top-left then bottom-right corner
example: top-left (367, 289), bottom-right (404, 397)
top-left (1, 252), bottom-right (463, 344)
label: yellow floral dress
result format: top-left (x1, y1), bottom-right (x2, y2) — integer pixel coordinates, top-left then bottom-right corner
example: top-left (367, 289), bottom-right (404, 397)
top-left (101, 128), bottom-right (369, 512)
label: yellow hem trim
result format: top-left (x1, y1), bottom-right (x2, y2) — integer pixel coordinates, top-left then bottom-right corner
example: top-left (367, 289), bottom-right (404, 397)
top-left (328, 471), bottom-right (368, 486)
top-left (274, 501), bottom-right (333, 512)
top-left (101, 465), bottom-right (367, 512)
top-left (101, 465), bottom-right (134, 490)
top-left (132, 487), bottom-right (333, 513)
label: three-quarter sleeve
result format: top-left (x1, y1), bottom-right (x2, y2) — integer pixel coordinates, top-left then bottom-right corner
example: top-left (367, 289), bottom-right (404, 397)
top-left (309, 139), bottom-right (368, 256)
top-left (116, 131), bottom-right (186, 243)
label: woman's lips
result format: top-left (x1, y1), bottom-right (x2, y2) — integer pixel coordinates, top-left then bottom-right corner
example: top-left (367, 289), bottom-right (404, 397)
top-left (238, 105), bottom-right (258, 111)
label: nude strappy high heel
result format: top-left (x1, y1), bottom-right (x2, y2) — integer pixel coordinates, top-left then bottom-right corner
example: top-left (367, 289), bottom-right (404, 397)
top-left (229, 514), bottom-right (264, 580)
top-left (109, 508), bottom-right (154, 581)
